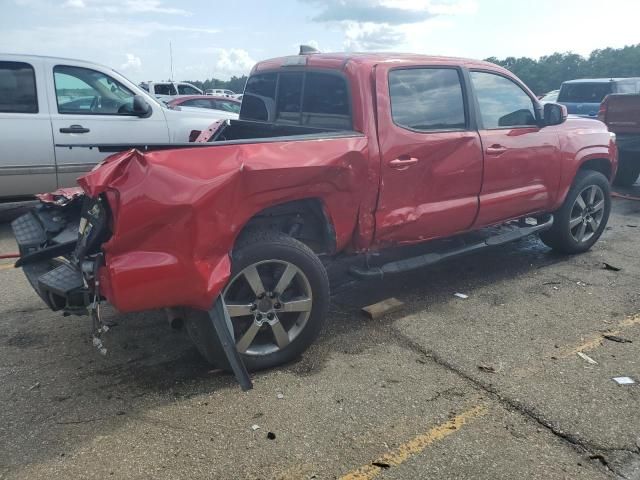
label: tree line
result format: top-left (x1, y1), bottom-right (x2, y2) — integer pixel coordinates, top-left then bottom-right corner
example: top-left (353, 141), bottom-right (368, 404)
top-left (486, 43), bottom-right (640, 95)
top-left (184, 75), bottom-right (248, 94)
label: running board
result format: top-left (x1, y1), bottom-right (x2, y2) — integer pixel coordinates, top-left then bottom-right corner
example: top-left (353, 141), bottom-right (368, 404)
top-left (349, 215), bottom-right (554, 281)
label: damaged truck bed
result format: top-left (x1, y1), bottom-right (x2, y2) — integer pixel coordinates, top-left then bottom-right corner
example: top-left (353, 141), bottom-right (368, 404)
top-left (12, 51), bottom-right (617, 388)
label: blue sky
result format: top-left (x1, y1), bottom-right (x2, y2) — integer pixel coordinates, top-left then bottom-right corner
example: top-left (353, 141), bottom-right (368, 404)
top-left (2, 0), bottom-right (639, 82)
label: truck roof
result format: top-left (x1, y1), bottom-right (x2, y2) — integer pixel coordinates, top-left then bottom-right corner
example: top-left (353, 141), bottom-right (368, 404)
top-left (253, 52), bottom-right (505, 74)
top-left (0, 52), bottom-right (115, 71)
top-left (562, 78), bottom-right (640, 84)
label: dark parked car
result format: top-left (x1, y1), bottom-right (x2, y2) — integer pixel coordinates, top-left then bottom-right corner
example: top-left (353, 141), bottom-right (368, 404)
top-left (558, 78), bottom-right (640, 117)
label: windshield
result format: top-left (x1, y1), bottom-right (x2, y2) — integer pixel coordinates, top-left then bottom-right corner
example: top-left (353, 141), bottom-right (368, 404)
top-left (558, 83), bottom-right (613, 103)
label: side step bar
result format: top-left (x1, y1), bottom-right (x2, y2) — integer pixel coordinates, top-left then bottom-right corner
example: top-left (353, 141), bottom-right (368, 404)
top-left (349, 214), bottom-right (554, 280)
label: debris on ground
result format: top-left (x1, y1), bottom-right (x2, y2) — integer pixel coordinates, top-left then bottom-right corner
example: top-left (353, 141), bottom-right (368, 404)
top-left (28, 382), bottom-right (40, 391)
top-left (362, 297), bottom-right (404, 319)
top-left (478, 364), bottom-right (497, 373)
top-left (612, 376), bottom-right (636, 385)
top-left (577, 352), bottom-right (598, 365)
top-left (454, 293), bottom-right (469, 299)
top-left (603, 262), bottom-right (622, 272)
top-left (251, 424), bottom-right (260, 431)
top-left (266, 432), bottom-right (276, 440)
top-left (576, 281), bottom-right (587, 287)
top-left (603, 334), bottom-right (632, 343)
top-left (276, 393), bottom-right (284, 399)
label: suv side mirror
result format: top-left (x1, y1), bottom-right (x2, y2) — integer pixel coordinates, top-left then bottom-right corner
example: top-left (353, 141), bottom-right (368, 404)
top-left (132, 95), bottom-right (152, 118)
top-left (543, 102), bottom-right (567, 126)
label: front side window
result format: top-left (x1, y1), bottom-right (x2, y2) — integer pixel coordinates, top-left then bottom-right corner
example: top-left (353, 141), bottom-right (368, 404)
top-left (54, 65), bottom-right (136, 115)
top-left (389, 68), bottom-right (466, 131)
top-left (471, 71), bottom-right (537, 129)
top-left (213, 100), bottom-right (241, 113)
top-left (178, 84), bottom-right (200, 95)
top-left (182, 99), bottom-right (211, 108)
top-left (241, 73), bottom-right (277, 121)
top-left (0, 61), bottom-right (38, 113)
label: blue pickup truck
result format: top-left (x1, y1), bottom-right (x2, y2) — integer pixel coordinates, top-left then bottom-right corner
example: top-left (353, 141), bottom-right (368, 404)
top-left (558, 78), bottom-right (640, 117)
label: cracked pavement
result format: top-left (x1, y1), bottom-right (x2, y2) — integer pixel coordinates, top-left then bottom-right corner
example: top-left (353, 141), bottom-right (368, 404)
top-left (1, 192), bottom-right (639, 480)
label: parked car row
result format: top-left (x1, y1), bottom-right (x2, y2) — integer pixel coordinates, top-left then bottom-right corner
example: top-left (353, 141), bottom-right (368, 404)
top-left (0, 54), bottom-right (239, 199)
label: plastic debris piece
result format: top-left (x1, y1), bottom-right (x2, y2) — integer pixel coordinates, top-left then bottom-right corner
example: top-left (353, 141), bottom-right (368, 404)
top-left (603, 262), bottom-right (621, 272)
top-left (603, 334), bottom-right (632, 344)
top-left (251, 424), bottom-right (260, 431)
top-left (478, 364), bottom-right (496, 373)
top-left (454, 293), bottom-right (469, 299)
top-left (612, 376), bottom-right (635, 385)
top-left (276, 393), bottom-right (284, 399)
top-left (28, 382), bottom-right (40, 391)
top-left (577, 352), bottom-right (598, 365)
top-left (266, 431), bottom-right (276, 440)
top-left (362, 298), bottom-right (404, 319)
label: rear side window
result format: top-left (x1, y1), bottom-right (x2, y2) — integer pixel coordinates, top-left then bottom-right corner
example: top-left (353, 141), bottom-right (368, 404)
top-left (178, 84), bottom-right (200, 95)
top-left (471, 71), bottom-right (537, 129)
top-left (0, 61), bottom-right (38, 113)
top-left (241, 73), bottom-right (277, 121)
top-left (558, 83), bottom-right (613, 103)
top-left (389, 68), bottom-right (466, 131)
top-left (154, 83), bottom-right (177, 95)
top-left (616, 80), bottom-right (640, 94)
top-left (302, 72), bottom-right (351, 129)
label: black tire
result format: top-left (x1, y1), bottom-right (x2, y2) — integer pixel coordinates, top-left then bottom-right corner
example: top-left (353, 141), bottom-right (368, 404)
top-left (186, 230), bottom-right (329, 371)
top-left (613, 152), bottom-right (640, 187)
top-left (540, 169), bottom-right (611, 254)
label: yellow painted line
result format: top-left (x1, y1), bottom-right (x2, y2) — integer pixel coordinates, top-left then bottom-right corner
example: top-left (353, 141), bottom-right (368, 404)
top-left (560, 313), bottom-right (640, 358)
top-left (0, 263), bottom-right (15, 271)
top-left (339, 405), bottom-right (487, 480)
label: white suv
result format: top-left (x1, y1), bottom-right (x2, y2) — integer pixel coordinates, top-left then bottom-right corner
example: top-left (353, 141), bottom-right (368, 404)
top-left (205, 88), bottom-right (235, 97)
top-left (0, 54), bottom-right (237, 199)
top-left (140, 81), bottom-right (203, 101)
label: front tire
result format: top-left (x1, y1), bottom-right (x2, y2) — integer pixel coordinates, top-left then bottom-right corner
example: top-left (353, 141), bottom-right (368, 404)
top-left (186, 230), bottom-right (329, 371)
top-left (540, 169), bottom-right (611, 254)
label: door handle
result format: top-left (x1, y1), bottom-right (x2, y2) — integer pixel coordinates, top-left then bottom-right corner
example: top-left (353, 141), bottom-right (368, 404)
top-left (59, 125), bottom-right (90, 134)
top-left (486, 144), bottom-right (507, 155)
top-left (389, 157), bottom-right (419, 169)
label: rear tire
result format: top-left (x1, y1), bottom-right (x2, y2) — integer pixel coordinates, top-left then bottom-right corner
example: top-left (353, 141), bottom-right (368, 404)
top-left (613, 153), bottom-right (640, 187)
top-left (540, 169), bottom-right (611, 254)
top-left (186, 230), bottom-right (329, 371)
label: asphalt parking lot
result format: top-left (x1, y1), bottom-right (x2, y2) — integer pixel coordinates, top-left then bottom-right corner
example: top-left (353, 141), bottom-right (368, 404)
top-left (1, 193), bottom-right (639, 480)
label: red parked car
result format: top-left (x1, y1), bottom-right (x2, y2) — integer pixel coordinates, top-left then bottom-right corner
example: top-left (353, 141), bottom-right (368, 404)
top-left (167, 95), bottom-right (241, 114)
top-left (12, 52), bottom-right (617, 387)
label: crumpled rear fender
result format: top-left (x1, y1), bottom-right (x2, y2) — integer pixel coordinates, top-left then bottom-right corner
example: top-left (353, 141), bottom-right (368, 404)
top-left (79, 136), bottom-right (372, 312)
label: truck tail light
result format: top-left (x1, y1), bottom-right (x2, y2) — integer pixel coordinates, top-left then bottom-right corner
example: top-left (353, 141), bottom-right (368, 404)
top-left (598, 96), bottom-right (609, 123)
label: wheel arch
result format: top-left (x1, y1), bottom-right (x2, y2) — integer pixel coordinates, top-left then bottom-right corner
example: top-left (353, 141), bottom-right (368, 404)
top-left (235, 198), bottom-right (337, 255)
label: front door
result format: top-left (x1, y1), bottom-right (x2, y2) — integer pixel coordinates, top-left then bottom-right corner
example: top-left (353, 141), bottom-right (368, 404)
top-left (44, 60), bottom-right (170, 188)
top-left (469, 70), bottom-right (562, 227)
top-left (374, 65), bottom-right (483, 246)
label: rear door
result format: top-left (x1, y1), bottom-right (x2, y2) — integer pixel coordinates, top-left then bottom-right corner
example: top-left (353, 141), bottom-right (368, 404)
top-left (374, 65), bottom-right (483, 245)
top-left (0, 58), bottom-right (56, 197)
top-left (469, 70), bottom-right (562, 226)
top-left (44, 60), bottom-right (170, 188)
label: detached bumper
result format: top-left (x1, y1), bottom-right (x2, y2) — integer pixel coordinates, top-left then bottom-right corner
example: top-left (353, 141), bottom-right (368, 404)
top-left (11, 204), bottom-right (87, 313)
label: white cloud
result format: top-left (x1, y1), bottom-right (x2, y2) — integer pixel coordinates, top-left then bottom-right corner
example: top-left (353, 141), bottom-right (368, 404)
top-left (215, 49), bottom-right (256, 77)
top-left (61, 0), bottom-right (192, 15)
top-left (120, 53), bottom-right (142, 71)
top-left (63, 0), bottom-right (86, 7)
top-left (344, 22), bottom-right (403, 51)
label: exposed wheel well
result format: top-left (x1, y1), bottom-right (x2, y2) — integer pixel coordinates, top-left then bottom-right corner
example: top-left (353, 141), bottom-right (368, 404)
top-left (579, 158), bottom-right (612, 180)
top-left (237, 198), bottom-right (336, 254)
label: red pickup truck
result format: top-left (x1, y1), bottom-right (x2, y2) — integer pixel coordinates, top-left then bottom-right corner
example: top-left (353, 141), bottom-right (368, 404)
top-left (12, 52), bottom-right (617, 383)
top-left (598, 93), bottom-right (640, 186)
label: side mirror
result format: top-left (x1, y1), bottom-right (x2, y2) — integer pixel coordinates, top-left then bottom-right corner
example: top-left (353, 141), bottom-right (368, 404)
top-left (132, 95), bottom-right (152, 118)
top-left (543, 102), bottom-right (567, 126)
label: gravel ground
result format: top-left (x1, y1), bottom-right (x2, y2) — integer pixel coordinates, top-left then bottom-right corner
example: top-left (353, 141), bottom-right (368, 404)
top-left (0, 192), bottom-right (639, 480)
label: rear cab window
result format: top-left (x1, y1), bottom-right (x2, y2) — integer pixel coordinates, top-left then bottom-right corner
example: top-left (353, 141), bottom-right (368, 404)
top-left (154, 83), bottom-right (177, 96)
top-left (0, 61), bottom-right (38, 113)
top-left (240, 70), bottom-right (352, 130)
